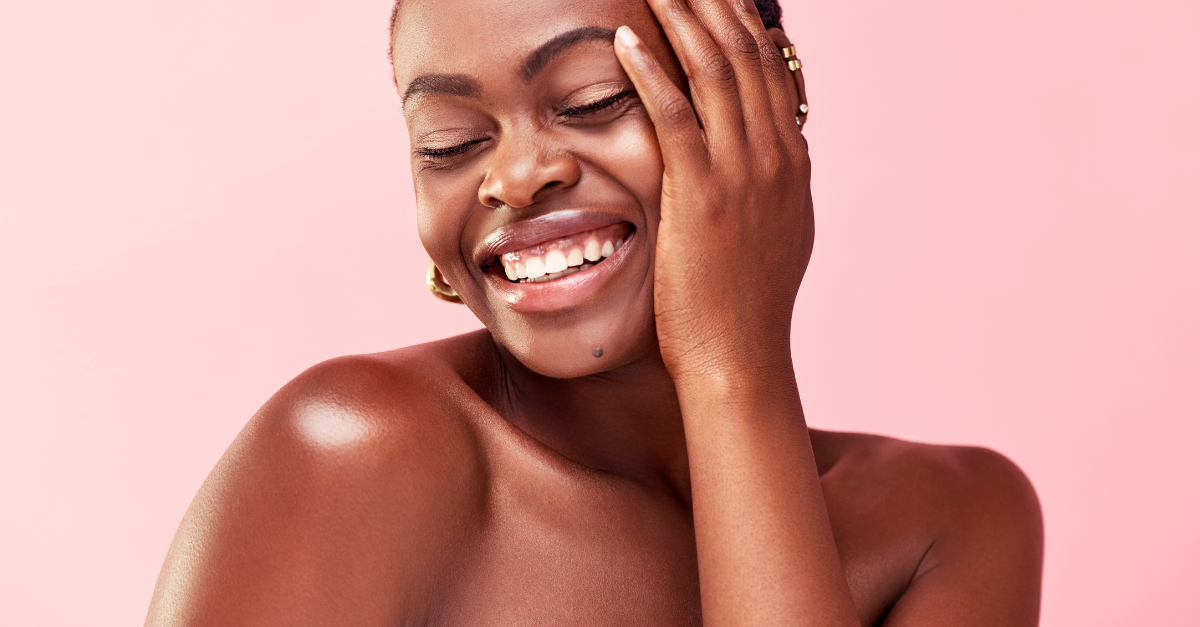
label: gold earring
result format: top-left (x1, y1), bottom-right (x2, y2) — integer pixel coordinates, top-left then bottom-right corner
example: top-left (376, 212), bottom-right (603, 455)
top-left (426, 260), bottom-right (463, 303)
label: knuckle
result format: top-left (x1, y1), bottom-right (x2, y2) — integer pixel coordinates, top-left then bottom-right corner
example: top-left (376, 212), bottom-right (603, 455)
top-left (759, 148), bottom-right (787, 179)
top-left (699, 46), bottom-right (737, 89)
top-left (662, 0), bottom-right (691, 19)
top-left (731, 0), bottom-right (756, 17)
top-left (758, 38), bottom-right (785, 69)
top-left (726, 29), bottom-right (760, 62)
top-left (657, 91), bottom-right (695, 127)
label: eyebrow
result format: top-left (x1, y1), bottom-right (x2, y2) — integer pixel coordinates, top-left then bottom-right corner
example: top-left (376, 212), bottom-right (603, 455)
top-left (520, 26), bottom-right (617, 82)
top-left (402, 73), bottom-right (481, 106)
top-left (402, 26), bottom-right (617, 106)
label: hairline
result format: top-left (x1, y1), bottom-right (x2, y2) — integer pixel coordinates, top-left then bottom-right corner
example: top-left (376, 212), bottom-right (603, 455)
top-left (387, 0), bottom-right (785, 67)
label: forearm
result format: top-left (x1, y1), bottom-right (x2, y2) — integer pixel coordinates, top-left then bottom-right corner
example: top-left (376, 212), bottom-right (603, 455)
top-left (611, 0), bottom-right (858, 620)
top-left (676, 366), bottom-right (860, 627)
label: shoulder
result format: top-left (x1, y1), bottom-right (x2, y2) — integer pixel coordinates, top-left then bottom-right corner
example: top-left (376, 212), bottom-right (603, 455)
top-left (813, 430), bottom-right (1043, 625)
top-left (147, 332), bottom-right (498, 626)
top-left (225, 336), bottom-right (488, 485)
top-left (255, 328), bottom-right (503, 459)
top-left (227, 329), bottom-right (504, 518)
top-left (255, 339), bottom-right (479, 450)
top-left (814, 429), bottom-right (1041, 528)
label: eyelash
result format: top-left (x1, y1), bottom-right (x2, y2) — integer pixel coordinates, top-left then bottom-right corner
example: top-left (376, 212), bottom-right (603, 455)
top-left (417, 90), bottom-right (635, 161)
top-left (418, 141), bottom-right (484, 158)
top-left (559, 89), bottom-right (635, 117)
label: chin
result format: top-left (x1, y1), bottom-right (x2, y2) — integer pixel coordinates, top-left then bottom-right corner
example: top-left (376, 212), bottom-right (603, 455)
top-left (488, 298), bottom-right (659, 380)
top-left (460, 207), bottom-right (661, 379)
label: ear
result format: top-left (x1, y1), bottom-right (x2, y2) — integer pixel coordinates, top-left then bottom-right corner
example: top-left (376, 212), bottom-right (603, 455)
top-left (766, 28), bottom-right (808, 130)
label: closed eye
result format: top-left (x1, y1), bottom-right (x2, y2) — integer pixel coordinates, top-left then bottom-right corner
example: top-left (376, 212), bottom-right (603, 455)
top-left (560, 90), bottom-right (635, 118)
top-left (417, 139), bottom-right (486, 158)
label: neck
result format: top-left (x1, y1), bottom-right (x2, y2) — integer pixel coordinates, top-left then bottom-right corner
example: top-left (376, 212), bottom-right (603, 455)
top-left (494, 341), bottom-right (692, 502)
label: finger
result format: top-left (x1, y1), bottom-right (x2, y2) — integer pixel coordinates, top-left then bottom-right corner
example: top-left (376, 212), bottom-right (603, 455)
top-left (724, 0), bottom-right (798, 124)
top-left (644, 0), bottom-right (746, 142)
top-left (613, 26), bottom-right (707, 173)
top-left (689, 0), bottom-right (763, 72)
top-left (763, 27), bottom-right (809, 134)
top-left (687, 0), bottom-right (780, 131)
top-left (792, 62), bottom-right (809, 131)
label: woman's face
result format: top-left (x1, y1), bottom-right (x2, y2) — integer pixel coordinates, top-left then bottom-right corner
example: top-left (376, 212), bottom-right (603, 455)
top-left (393, 0), bottom-right (686, 378)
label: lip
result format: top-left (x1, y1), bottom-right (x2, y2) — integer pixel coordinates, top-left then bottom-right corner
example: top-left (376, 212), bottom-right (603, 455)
top-left (474, 209), bottom-right (628, 269)
top-left (476, 209), bottom-right (638, 314)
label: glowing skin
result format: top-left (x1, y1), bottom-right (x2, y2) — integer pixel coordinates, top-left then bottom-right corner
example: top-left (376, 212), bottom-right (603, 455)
top-left (146, 1), bottom-right (1043, 625)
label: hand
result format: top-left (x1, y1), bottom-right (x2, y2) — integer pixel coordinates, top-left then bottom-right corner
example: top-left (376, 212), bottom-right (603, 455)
top-left (614, 0), bottom-right (812, 384)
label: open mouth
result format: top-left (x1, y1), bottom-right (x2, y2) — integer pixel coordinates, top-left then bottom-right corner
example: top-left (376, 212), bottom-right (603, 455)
top-left (493, 222), bottom-right (633, 284)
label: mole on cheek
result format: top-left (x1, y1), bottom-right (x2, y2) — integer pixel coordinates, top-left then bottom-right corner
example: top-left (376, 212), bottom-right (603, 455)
top-left (593, 348), bottom-right (604, 358)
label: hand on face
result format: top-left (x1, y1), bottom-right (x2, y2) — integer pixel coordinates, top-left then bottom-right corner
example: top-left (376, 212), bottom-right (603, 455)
top-left (395, 0), bottom-right (810, 379)
top-left (613, 0), bottom-right (813, 381)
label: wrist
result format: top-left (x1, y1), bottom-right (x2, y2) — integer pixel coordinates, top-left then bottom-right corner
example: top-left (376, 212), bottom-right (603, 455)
top-left (670, 351), bottom-right (799, 407)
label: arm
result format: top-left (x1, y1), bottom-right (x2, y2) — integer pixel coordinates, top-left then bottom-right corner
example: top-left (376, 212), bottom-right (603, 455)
top-left (614, 2), bottom-right (859, 624)
top-left (614, 2), bottom-right (1041, 625)
top-left (674, 373), bottom-right (859, 627)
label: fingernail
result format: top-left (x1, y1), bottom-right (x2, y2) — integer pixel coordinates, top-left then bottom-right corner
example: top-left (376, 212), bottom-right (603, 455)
top-left (615, 26), bottom-right (641, 48)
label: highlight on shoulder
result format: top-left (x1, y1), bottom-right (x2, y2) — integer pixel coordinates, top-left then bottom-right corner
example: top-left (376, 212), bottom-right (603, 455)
top-left (146, 335), bottom-right (496, 627)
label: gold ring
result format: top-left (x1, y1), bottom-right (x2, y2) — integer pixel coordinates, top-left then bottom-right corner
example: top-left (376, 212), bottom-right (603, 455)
top-left (779, 45), bottom-right (801, 71)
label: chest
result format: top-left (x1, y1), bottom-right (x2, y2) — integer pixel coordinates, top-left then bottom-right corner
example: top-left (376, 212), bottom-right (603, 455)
top-left (424, 470), bottom-right (920, 626)
top-left (428, 475), bottom-right (702, 626)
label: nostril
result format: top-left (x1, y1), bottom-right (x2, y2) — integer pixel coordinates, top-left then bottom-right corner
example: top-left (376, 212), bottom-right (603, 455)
top-left (478, 149), bottom-right (580, 209)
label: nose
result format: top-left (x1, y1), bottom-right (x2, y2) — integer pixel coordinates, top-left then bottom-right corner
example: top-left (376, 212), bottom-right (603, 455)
top-left (478, 131), bottom-right (581, 209)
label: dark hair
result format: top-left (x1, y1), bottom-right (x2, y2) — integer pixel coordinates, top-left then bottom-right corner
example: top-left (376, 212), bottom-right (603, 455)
top-left (389, 1), bottom-right (784, 61)
top-left (755, 0), bottom-right (784, 30)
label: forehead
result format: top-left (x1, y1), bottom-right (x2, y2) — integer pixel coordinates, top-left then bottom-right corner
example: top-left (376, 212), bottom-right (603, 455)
top-left (391, 0), bottom-right (657, 85)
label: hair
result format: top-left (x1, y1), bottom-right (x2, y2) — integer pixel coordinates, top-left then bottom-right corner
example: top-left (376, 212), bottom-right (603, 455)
top-left (388, 0), bottom-right (784, 63)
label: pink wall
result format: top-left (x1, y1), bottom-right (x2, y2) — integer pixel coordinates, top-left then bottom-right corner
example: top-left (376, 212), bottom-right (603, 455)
top-left (1, 0), bottom-right (1196, 624)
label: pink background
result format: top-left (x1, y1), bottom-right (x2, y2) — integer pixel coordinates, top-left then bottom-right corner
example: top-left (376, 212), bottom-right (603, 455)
top-left (2, 0), bottom-right (1197, 624)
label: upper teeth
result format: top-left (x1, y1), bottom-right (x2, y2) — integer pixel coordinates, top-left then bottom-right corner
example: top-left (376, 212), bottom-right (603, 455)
top-left (526, 256), bottom-right (546, 279)
top-left (545, 249), bottom-right (568, 274)
top-left (501, 236), bottom-right (625, 283)
top-left (584, 239), bottom-right (601, 262)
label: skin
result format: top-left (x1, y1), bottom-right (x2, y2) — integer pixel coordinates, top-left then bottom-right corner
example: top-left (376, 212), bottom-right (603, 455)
top-left (146, 0), bottom-right (1044, 625)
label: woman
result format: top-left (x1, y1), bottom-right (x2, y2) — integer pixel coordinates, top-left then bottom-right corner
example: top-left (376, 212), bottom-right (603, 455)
top-left (147, 0), bottom-right (1044, 624)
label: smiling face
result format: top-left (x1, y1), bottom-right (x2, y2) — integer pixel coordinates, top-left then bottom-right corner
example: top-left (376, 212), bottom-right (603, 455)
top-left (392, 0), bottom-right (689, 378)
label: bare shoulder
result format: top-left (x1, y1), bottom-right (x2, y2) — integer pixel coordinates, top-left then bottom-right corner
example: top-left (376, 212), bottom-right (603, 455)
top-left (147, 331), bottom-right (500, 627)
top-left (217, 329), bottom-right (497, 504)
top-left (812, 430), bottom-right (1044, 626)
top-left (241, 330), bottom-right (497, 464)
top-left (815, 429), bottom-right (1040, 515)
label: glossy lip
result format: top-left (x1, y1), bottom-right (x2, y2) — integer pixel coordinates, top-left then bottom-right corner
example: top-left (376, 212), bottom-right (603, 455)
top-left (474, 209), bottom-right (628, 268)
top-left (475, 209), bottom-right (638, 314)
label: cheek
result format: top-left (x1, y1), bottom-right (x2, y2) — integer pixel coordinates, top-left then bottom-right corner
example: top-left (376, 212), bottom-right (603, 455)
top-left (413, 166), bottom-right (477, 262)
top-left (595, 116), bottom-right (664, 217)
